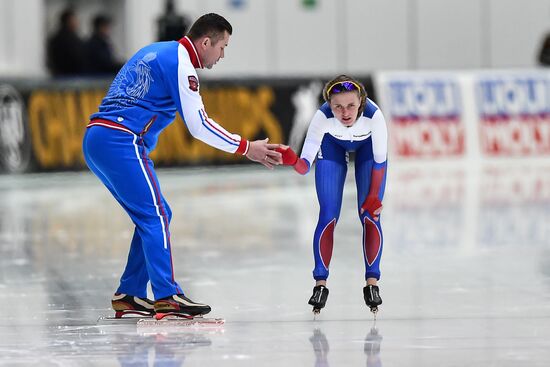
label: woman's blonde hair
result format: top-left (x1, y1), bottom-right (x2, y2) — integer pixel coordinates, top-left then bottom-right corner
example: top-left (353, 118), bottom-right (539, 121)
top-left (322, 74), bottom-right (368, 118)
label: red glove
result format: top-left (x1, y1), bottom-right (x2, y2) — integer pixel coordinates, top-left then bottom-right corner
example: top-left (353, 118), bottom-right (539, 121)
top-left (276, 147), bottom-right (298, 165)
top-left (293, 158), bottom-right (309, 175)
top-left (276, 146), bottom-right (309, 175)
top-left (361, 195), bottom-right (382, 219)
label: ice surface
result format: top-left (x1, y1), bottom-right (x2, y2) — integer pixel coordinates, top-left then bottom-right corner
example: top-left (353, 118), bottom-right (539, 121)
top-left (0, 161), bottom-right (549, 366)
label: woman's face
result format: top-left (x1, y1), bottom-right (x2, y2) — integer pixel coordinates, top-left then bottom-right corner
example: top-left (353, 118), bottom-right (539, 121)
top-left (201, 31), bottom-right (230, 69)
top-left (329, 91), bottom-right (361, 127)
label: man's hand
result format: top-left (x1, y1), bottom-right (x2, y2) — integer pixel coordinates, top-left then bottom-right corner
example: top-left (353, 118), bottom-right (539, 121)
top-left (246, 138), bottom-right (283, 169)
top-left (360, 195), bottom-right (383, 221)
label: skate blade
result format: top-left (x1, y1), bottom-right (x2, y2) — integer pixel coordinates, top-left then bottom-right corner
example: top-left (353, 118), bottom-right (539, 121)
top-left (312, 308), bottom-right (322, 320)
top-left (97, 315), bottom-right (152, 324)
top-left (137, 316), bottom-right (225, 330)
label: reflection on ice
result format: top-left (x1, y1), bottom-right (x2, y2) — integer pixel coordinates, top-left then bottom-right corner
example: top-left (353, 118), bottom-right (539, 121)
top-left (310, 328), bottom-right (329, 367)
top-left (388, 162), bottom-right (550, 250)
top-left (113, 330), bottom-right (212, 367)
top-left (308, 323), bottom-right (383, 367)
top-left (364, 325), bottom-right (383, 367)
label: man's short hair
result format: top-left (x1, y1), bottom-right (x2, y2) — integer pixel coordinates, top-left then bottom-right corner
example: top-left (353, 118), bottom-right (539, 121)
top-left (187, 13), bottom-right (232, 44)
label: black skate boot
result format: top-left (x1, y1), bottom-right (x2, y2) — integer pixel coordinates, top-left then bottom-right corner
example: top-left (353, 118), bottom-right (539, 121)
top-left (153, 294), bottom-right (211, 320)
top-left (111, 293), bottom-right (155, 318)
top-left (308, 285), bottom-right (329, 314)
top-left (363, 285), bottom-right (382, 314)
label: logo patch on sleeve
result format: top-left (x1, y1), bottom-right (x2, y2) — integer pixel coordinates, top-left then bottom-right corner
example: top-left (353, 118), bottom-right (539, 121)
top-left (188, 75), bottom-right (199, 91)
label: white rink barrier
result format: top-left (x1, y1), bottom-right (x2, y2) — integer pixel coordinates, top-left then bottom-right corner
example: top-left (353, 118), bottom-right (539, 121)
top-left (375, 69), bottom-right (550, 161)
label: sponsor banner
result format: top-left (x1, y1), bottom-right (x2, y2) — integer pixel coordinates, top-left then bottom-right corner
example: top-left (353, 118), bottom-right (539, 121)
top-left (474, 71), bottom-right (550, 157)
top-left (375, 73), bottom-right (465, 158)
top-left (24, 84), bottom-right (288, 170)
top-left (0, 80), bottom-right (292, 172)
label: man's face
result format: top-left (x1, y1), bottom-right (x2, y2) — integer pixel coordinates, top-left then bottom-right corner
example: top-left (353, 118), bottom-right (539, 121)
top-left (201, 31), bottom-right (230, 69)
top-left (329, 91), bottom-right (361, 126)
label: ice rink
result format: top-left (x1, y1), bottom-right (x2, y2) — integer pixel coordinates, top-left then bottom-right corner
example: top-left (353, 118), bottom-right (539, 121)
top-left (1, 160), bottom-right (549, 366)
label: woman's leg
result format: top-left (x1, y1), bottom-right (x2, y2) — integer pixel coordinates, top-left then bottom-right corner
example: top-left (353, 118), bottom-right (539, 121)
top-left (312, 137), bottom-right (348, 282)
top-left (355, 144), bottom-right (384, 283)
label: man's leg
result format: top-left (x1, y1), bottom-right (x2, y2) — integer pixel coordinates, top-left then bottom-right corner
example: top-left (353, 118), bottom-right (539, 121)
top-left (117, 229), bottom-right (150, 298)
top-left (84, 128), bottom-right (181, 300)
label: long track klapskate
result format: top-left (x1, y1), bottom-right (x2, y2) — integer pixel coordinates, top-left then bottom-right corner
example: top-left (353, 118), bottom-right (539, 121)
top-left (363, 285), bottom-right (382, 317)
top-left (98, 293), bottom-right (224, 327)
top-left (308, 285), bottom-right (329, 314)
